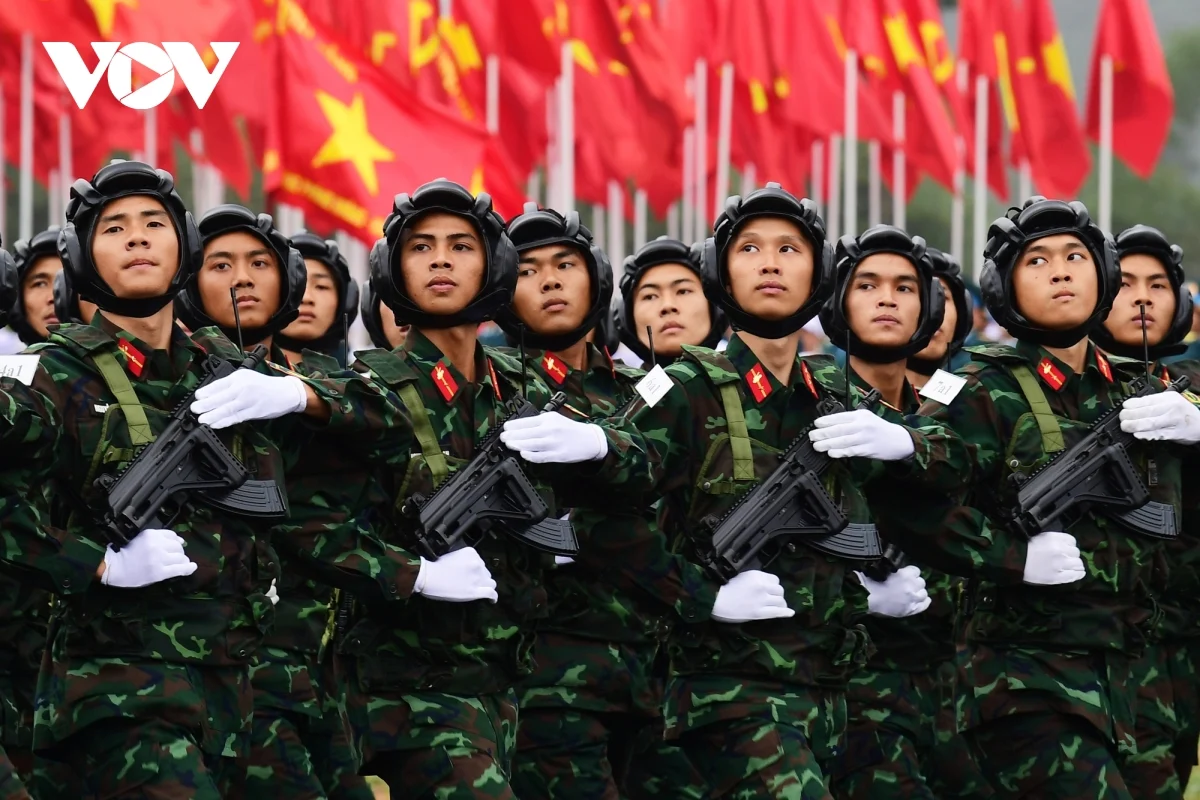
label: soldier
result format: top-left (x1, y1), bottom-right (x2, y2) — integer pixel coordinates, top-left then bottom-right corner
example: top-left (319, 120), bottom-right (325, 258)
top-left (9, 227), bottom-right (67, 344)
top-left (1091, 225), bottom-right (1200, 793)
top-left (906, 249), bottom-right (973, 389)
top-left (501, 184), bottom-right (921, 799)
top-left (613, 237), bottom-right (726, 368)
top-left (52, 267), bottom-right (99, 325)
top-left (277, 233), bottom-right (360, 366)
top-left (816, 227), bottom-right (990, 799)
top-left (358, 280), bottom-right (409, 351)
top-left (0, 161), bottom-right (386, 799)
top-left (490, 204), bottom-right (693, 800)
top-left (868, 197), bottom-right (1199, 798)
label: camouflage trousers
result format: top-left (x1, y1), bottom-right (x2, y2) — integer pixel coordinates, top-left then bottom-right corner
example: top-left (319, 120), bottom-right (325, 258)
top-left (0, 744), bottom-right (29, 800)
top-left (512, 707), bottom-right (707, 800)
top-left (1164, 639), bottom-right (1200, 787)
top-left (829, 659), bottom-right (994, 799)
top-left (358, 689), bottom-right (518, 800)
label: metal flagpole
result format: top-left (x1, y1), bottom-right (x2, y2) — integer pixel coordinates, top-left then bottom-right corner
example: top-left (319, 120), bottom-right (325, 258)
top-left (843, 49), bottom-right (858, 237)
top-left (607, 180), bottom-right (623, 267)
top-left (892, 91), bottom-right (906, 230)
top-left (811, 140), bottom-right (824, 216)
top-left (950, 62), bottom-right (967, 263)
top-left (693, 58), bottom-right (707, 241)
top-left (868, 141), bottom-right (881, 227)
top-left (972, 75), bottom-right (988, 282)
top-left (634, 189), bottom-right (647, 249)
top-left (713, 62), bottom-right (734, 220)
top-left (20, 32), bottom-right (34, 240)
top-left (559, 43), bottom-right (575, 212)
top-left (1098, 54), bottom-right (1113, 232)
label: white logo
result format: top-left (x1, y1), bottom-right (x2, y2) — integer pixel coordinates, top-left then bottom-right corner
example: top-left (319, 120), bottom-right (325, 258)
top-left (42, 41), bottom-right (239, 110)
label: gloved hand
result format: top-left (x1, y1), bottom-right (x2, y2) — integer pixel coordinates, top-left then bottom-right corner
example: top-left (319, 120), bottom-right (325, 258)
top-left (712, 570), bottom-right (795, 623)
top-left (190, 370), bottom-right (308, 430)
top-left (101, 528), bottom-right (197, 588)
top-left (415, 547), bottom-right (499, 603)
top-left (266, 578), bottom-right (279, 606)
top-left (809, 410), bottom-right (915, 461)
top-left (857, 565), bottom-right (931, 617)
top-left (554, 556), bottom-right (575, 565)
top-left (1120, 391), bottom-right (1200, 444)
top-left (500, 412), bottom-right (609, 463)
top-left (1023, 531), bottom-right (1086, 586)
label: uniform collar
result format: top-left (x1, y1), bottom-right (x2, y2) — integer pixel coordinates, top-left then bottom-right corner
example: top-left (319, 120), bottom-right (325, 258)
top-left (401, 327), bottom-right (500, 403)
top-left (1016, 339), bottom-right (1114, 392)
top-left (725, 332), bottom-right (812, 404)
top-left (848, 366), bottom-right (920, 413)
top-left (94, 313), bottom-right (201, 380)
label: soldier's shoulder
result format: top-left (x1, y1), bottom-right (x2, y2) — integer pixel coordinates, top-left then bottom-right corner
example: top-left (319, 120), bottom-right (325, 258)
top-left (613, 361), bottom-right (645, 386)
top-left (351, 346), bottom-right (416, 386)
top-left (188, 326), bottom-right (246, 361)
top-left (484, 344), bottom-right (525, 377)
top-left (801, 353), bottom-right (843, 394)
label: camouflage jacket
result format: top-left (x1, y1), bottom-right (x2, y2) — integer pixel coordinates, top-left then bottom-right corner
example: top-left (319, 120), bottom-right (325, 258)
top-left (875, 341), bottom-right (1181, 653)
top-left (849, 368), bottom-right (960, 671)
top-left (0, 316), bottom-right (388, 751)
top-left (579, 333), bottom-right (875, 732)
top-left (339, 328), bottom-right (559, 697)
top-left (512, 344), bottom-right (669, 715)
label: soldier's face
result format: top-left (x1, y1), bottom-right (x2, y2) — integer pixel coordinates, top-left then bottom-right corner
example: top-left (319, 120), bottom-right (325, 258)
top-left (281, 259), bottom-right (340, 342)
top-left (91, 195), bottom-right (180, 300)
top-left (22, 255), bottom-right (63, 338)
top-left (726, 217), bottom-right (814, 320)
top-left (632, 263), bottom-right (712, 357)
top-left (1103, 253), bottom-right (1176, 348)
top-left (400, 212), bottom-right (486, 317)
top-left (913, 277), bottom-right (958, 362)
top-left (198, 231), bottom-right (282, 330)
top-left (1012, 234), bottom-right (1098, 331)
top-left (512, 243), bottom-right (592, 338)
top-left (379, 298), bottom-right (410, 349)
top-left (843, 254), bottom-right (921, 350)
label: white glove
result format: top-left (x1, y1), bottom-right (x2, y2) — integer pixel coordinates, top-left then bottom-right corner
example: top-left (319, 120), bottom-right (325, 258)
top-left (554, 556), bottom-right (576, 565)
top-left (1023, 531), bottom-right (1086, 586)
top-left (101, 528), bottom-right (198, 588)
top-left (712, 570), bottom-right (795, 623)
top-left (857, 565), bottom-right (931, 617)
top-left (1120, 391), bottom-right (1200, 444)
top-left (500, 412), bottom-right (609, 464)
top-left (415, 547), bottom-right (499, 603)
top-left (190, 370), bottom-right (308, 430)
top-left (808, 410), bottom-right (915, 460)
top-left (266, 578), bottom-right (279, 606)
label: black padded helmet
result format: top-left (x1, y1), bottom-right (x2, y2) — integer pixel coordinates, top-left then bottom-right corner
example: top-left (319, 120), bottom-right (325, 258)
top-left (0, 237), bottom-right (17, 331)
top-left (275, 231), bottom-right (360, 355)
top-left (908, 248), bottom-right (974, 375)
top-left (10, 226), bottom-right (63, 343)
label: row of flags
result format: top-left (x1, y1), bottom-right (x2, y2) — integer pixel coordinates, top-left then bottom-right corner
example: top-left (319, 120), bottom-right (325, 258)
top-left (0, 0), bottom-right (1177, 248)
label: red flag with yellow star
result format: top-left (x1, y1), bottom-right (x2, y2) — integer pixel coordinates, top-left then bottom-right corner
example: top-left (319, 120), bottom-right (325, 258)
top-left (264, 12), bottom-right (490, 245)
top-left (0, 0), bottom-right (236, 47)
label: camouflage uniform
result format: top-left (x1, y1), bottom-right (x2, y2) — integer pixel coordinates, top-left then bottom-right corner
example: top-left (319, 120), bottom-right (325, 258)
top-left (338, 328), bottom-right (565, 799)
top-left (574, 334), bottom-right (878, 799)
top-left (0, 554), bottom-right (47, 797)
top-left (0, 316), bottom-right (385, 799)
top-left (506, 345), bottom-right (707, 800)
top-left (830, 372), bottom-right (991, 799)
top-left (872, 341), bottom-right (1187, 799)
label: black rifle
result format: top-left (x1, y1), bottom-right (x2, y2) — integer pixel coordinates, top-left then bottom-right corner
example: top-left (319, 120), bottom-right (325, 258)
top-left (1006, 374), bottom-right (1190, 540)
top-left (699, 389), bottom-right (886, 582)
top-left (401, 392), bottom-right (579, 560)
top-left (93, 345), bottom-right (289, 549)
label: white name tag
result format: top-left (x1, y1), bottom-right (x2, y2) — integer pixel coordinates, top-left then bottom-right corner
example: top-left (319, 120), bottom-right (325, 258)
top-left (635, 364), bottom-right (673, 408)
top-left (0, 355), bottom-right (40, 386)
top-left (94, 403), bottom-right (110, 414)
top-left (918, 369), bottom-right (967, 405)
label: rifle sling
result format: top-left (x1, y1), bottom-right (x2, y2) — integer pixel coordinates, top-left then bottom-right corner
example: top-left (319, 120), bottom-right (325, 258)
top-left (717, 382), bottom-right (756, 482)
top-left (395, 383), bottom-right (450, 487)
top-left (1010, 365), bottom-right (1065, 454)
top-left (91, 349), bottom-right (154, 447)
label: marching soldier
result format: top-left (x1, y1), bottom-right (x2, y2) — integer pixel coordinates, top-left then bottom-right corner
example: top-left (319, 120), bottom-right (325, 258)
top-left (358, 279), bottom-right (409, 351)
top-left (52, 267), bottom-right (99, 325)
top-left (906, 249), bottom-right (974, 389)
top-left (277, 233), bottom-right (360, 367)
top-left (9, 227), bottom-right (68, 344)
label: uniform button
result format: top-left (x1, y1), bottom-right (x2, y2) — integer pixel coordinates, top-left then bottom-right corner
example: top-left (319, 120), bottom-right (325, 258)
top-left (236, 648), bottom-right (248, 658)
top-left (62, 579), bottom-right (71, 589)
top-left (388, 585), bottom-right (399, 595)
top-left (785, 543), bottom-right (796, 553)
top-left (702, 481), bottom-right (712, 490)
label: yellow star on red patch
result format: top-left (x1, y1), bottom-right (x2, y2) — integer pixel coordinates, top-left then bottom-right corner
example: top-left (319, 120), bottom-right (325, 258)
top-left (312, 91), bottom-right (395, 195)
top-left (86, 0), bottom-right (137, 39)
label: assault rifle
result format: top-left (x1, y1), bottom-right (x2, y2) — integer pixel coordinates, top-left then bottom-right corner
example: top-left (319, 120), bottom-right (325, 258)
top-left (93, 345), bottom-right (290, 549)
top-left (1006, 374), bottom-right (1190, 541)
top-left (699, 389), bottom-right (886, 582)
top-left (401, 392), bottom-right (579, 560)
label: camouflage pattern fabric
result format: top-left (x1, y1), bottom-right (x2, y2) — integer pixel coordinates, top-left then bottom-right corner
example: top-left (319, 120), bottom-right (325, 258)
top-left (871, 340), bottom-right (1188, 797)
top-left (621, 714), bottom-right (710, 800)
top-left (572, 334), bottom-right (882, 797)
top-left (0, 745), bottom-right (29, 800)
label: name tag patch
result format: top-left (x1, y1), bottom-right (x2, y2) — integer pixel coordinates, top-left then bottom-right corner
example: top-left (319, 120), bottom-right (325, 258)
top-left (635, 364), bottom-right (673, 408)
top-left (918, 369), bottom-right (967, 405)
top-left (0, 355), bottom-right (40, 386)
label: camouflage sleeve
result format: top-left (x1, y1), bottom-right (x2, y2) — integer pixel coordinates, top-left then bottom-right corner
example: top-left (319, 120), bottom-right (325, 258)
top-left (0, 375), bottom-right (108, 594)
top-left (868, 371), bottom-right (1029, 584)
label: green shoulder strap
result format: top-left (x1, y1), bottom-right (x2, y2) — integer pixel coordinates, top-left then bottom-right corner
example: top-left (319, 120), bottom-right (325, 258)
top-left (678, 346), bottom-right (754, 481)
top-left (1010, 365), bottom-right (1065, 454)
top-left (356, 349), bottom-right (449, 486)
top-left (90, 349), bottom-right (153, 446)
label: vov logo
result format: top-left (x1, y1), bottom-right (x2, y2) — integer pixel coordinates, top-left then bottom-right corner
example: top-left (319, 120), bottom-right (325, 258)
top-left (43, 42), bottom-right (239, 110)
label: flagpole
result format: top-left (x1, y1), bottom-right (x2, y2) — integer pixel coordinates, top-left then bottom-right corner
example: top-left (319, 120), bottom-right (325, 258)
top-left (1018, 160), bottom-right (1032, 202)
top-left (144, 107), bottom-right (158, 168)
top-left (546, 85), bottom-right (559, 209)
top-left (741, 163), bottom-right (756, 195)
top-left (526, 171), bottom-right (541, 206)
top-left (0, 82), bottom-right (7, 243)
top-left (972, 75), bottom-right (988, 282)
top-left (667, 201), bottom-right (680, 240)
top-left (1098, 54), bottom-right (1113, 232)
top-left (843, 49), bottom-right (858, 237)
top-left (682, 126), bottom-right (695, 245)
top-left (48, 168), bottom-right (59, 224)
top-left (950, 61), bottom-right (967, 264)
top-left (714, 62), bottom-right (734, 220)
top-left (608, 180), bottom-right (623, 268)
top-left (694, 59), bottom-right (708, 241)
top-left (19, 32), bottom-right (34, 240)
top-left (191, 130), bottom-right (206, 214)
top-left (811, 140), bottom-right (824, 215)
top-left (559, 42), bottom-right (574, 212)
top-left (828, 133), bottom-right (842, 240)
top-left (593, 204), bottom-right (606, 253)
top-left (634, 188), bottom-right (647, 249)
top-left (58, 112), bottom-right (71, 219)
top-left (486, 55), bottom-right (500, 134)
top-left (892, 91), bottom-right (906, 230)
top-left (867, 141), bottom-right (881, 227)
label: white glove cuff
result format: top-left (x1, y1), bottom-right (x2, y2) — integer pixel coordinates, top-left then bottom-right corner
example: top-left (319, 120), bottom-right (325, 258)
top-left (285, 375), bottom-right (309, 414)
top-left (587, 424), bottom-right (609, 461)
top-left (414, 557), bottom-right (429, 594)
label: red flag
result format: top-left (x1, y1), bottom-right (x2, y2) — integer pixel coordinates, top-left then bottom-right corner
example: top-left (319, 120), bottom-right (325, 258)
top-left (264, 9), bottom-right (490, 244)
top-left (0, 0), bottom-right (235, 44)
top-left (1085, 0), bottom-right (1173, 179)
top-left (954, 0), bottom-right (1010, 200)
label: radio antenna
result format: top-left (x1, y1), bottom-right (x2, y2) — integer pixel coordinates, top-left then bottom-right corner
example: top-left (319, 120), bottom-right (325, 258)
top-left (519, 323), bottom-right (528, 400)
top-left (646, 325), bottom-right (656, 369)
top-left (1140, 302), bottom-right (1151, 382)
top-left (230, 286), bottom-right (245, 352)
top-left (844, 329), bottom-right (852, 404)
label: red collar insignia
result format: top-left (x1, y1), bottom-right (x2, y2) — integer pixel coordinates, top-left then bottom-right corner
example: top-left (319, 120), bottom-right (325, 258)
top-left (542, 352), bottom-right (568, 385)
top-left (117, 339), bottom-right (145, 378)
top-left (431, 361), bottom-right (459, 402)
top-left (800, 361), bottom-right (819, 400)
top-left (1163, 366), bottom-right (1172, 386)
top-left (1037, 358), bottom-right (1066, 391)
top-left (746, 363), bottom-right (773, 402)
top-left (1095, 351), bottom-right (1113, 383)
